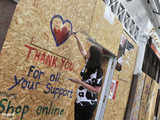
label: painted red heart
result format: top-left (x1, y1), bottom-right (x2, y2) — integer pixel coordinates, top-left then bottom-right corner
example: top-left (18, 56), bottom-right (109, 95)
top-left (50, 15), bottom-right (73, 47)
top-left (53, 26), bottom-right (70, 45)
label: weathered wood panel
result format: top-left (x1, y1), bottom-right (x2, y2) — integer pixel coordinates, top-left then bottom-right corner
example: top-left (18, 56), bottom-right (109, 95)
top-left (145, 80), bottom-right (159, 120)
top-left (138, 75), bottom-right (152, 120)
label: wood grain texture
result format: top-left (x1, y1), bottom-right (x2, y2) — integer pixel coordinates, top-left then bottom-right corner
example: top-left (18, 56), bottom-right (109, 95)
top-left (0, 0), bottom-right (96, 120)
top-left (89, 0), bottom-right (123, 56)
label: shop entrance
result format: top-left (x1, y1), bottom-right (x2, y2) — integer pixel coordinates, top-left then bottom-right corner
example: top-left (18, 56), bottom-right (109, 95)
top-left (95, 56), bottom-right (117, 120)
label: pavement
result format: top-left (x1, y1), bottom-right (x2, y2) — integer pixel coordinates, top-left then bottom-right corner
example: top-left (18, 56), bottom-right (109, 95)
top-left (0, 0), bottom-right (16, 51)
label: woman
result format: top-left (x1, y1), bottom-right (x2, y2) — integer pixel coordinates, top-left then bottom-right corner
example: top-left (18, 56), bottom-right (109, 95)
top-left (69, 34), bottom-right (103, 120)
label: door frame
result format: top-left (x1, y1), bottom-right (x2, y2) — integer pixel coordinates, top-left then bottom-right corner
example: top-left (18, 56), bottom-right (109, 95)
top-left (95, 57), bottom-right (117, 120)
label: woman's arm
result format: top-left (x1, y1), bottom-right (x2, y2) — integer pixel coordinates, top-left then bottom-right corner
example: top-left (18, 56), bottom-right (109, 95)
top-left (73, 34), bottom-right (87, 59)
top-left (81, 80), bottom-right (101, 93)
top-left (69, 78), bottom-right (101, 93)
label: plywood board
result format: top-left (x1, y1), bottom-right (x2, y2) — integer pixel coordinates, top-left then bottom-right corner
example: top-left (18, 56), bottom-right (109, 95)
top-left (145, 80), bottom-right (159, 120)
top-left (89, 0), bottom-right (123, 56)
top-left (129, 73), bottom-right (146, 120)
top-left (9, 0), bottom-right (97, 57)
top-left (103, 31), bottom-right (138, 120)
top-left (138, 75), bottom-right (152, 120)
top-left (0, 25), bottom-right (89, 120)
top-left (0, 0), bottom-right (99, 120)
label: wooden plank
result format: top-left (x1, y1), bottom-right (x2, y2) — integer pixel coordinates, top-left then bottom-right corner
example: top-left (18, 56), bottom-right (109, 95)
top-left (145, 80), bottom-right (159, 120)
top-left (138, 75), bottom-right (152, 120)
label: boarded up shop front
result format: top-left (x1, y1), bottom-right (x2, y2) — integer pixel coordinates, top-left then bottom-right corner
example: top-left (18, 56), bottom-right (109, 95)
top-left (138, 38), bottom-right (160, 120)
top-left (0, 0), bottom-right (124, 120)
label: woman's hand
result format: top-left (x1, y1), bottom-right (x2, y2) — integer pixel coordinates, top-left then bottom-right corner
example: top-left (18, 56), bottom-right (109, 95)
top-left (68, 31), bottom-right (76, 37)
top-left (71, 32), bottom-right (87, 59)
